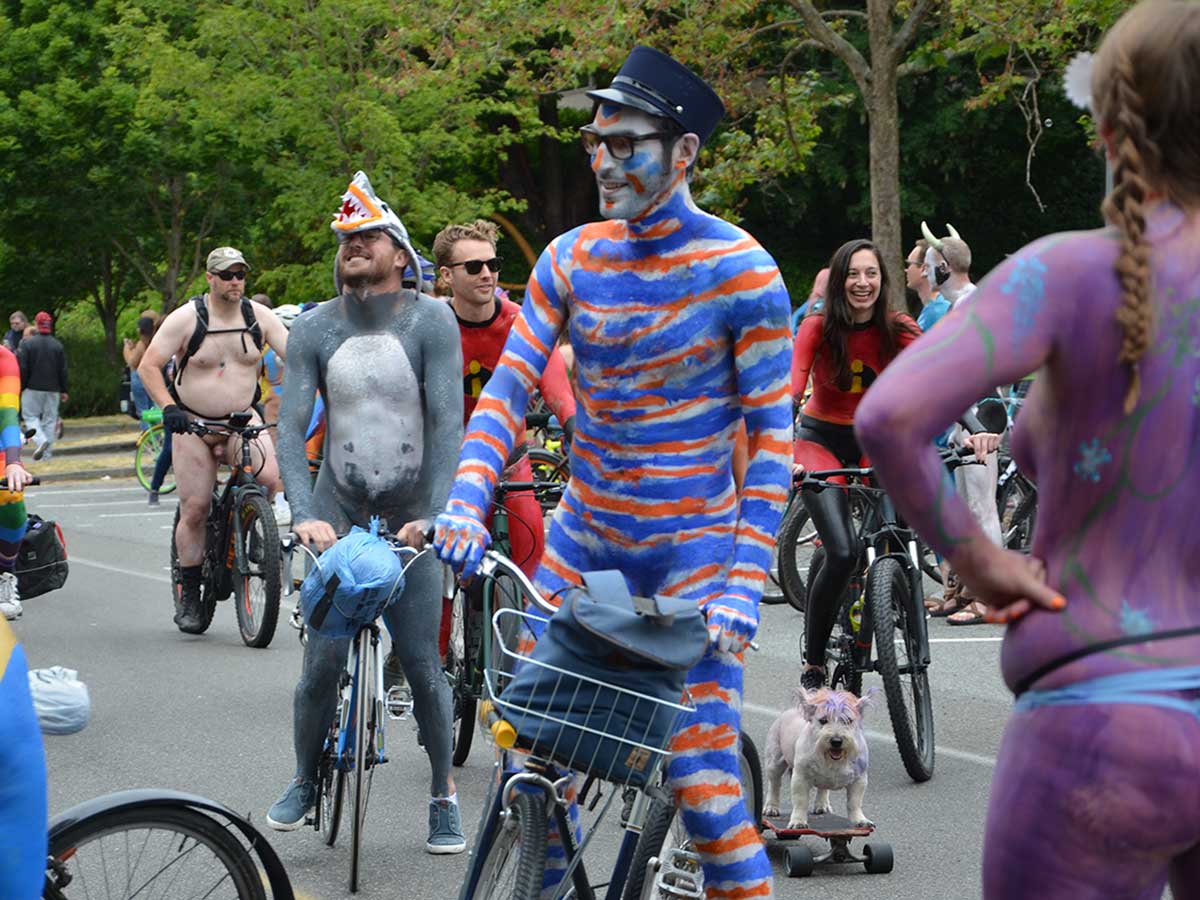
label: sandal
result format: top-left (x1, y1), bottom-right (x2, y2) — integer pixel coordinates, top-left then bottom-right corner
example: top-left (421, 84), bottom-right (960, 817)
top-left (928, 594), bottom-right (968, 617)
top-left (947, 600), bottom-right (991, 626)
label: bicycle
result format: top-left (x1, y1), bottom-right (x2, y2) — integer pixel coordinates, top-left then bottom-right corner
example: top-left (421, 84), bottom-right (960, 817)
top-left (778, 447), bottom-right (980, 783)
top-left (447, 478), bottom-right (566, 767)
top-left (43, 788), bottom-right (294, 899)
top-left (134, 407), bottom-right (175, 495)
top-left (168, 413), bottom-right (281, 648)
top-left (455, 550), bottom-right (764, 900)
top-left (285, 533), bottom-right (431, 893)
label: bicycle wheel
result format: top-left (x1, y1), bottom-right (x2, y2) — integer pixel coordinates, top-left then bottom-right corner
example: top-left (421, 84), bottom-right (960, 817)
top-left (760, 505), bottom-right (788, 605)
top-left (317, 723), bottom-right (345, 847)
top-left (999, 475), bottom-right (1038, 553)
top-left (450, 585), bottom-right (477, 767)
top-left (232, 492), bottom-right (281, 648)
top-left (775, 499), bottom-right (819, 613)
top-left (134, 424), bottom-right (175, 494)
top-left (622, 732), bottom-right (764, 900)
top-left (485, 570), bottom-right (524, 694)
top-left (44, 805), bottom-right (264, 899)
top-left (349, 629), bottom-right (377, 892)
top-left (170, 506), bottom-right (217, 634)
top-left (869, 557), bottom-right (935, 782)
top-left (528, 447), bottom-right (569, 514)
top-left (474, 790), bottom-right (548, 900)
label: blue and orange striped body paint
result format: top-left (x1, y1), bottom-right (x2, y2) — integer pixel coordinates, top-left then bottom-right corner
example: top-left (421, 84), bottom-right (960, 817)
top-left (437, 105), bottom-right (792, 898)
top-left (0, 347), bottom-right (28, 568)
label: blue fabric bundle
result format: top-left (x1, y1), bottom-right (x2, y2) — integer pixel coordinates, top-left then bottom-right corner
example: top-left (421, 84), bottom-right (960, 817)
top-left (300, 517), bottom-right (404, 638)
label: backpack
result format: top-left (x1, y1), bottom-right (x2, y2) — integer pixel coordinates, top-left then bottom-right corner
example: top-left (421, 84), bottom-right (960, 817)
top-left (16, 514), bottom-right (69, 599)
top-left (175, 294), bottom-right (264, 383)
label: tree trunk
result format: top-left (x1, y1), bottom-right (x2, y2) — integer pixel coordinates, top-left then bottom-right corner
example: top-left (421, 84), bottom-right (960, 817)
top-left (867, 67), bottom-right (904, 310)
top-left (538, 94), bottom-right (564, 239)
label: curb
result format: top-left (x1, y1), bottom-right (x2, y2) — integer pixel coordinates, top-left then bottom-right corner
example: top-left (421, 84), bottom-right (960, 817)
top-left (38, 467), bottom-right (138, 484)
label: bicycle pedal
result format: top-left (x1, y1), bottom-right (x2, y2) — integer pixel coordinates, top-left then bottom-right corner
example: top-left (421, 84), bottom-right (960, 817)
top-left (289, 604), bottom-right (304, 630)
top-left (654, 849), bottom-right (704, 899)
top-left (386, 686), bottom-right (414, 720)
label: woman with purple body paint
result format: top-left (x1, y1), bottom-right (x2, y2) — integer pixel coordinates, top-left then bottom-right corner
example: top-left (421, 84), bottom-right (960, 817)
top-left (856, 3), bottom-right (1200, 897)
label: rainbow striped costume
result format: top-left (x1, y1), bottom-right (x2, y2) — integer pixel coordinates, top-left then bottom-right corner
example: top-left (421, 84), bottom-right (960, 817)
top-left (0, 347), bottom-right (28, 569)
top-left (438, 185), bottom-right (792, 897)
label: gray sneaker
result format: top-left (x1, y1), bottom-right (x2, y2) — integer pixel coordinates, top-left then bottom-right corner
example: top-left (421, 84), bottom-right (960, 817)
top-left (0, 572), bottom-right (22, 620)
top-left (426, 798), bottom-right (466, 854)
top-left (266, 777), bottom-right (318, 831)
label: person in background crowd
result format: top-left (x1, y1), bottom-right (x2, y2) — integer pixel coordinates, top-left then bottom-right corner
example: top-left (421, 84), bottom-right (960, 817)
top-left (4, 311), bottom-right (29, 353)
top-left (123, 311), bottom-right (159, 429)
top-left (792, 267), bottom-right (829, 332)
top-left (0, 342), bottom-right (33, 620)
top-left (907, 239), bottom-right (951, 332)
top-left (17, 312), bottom-right (68, 462)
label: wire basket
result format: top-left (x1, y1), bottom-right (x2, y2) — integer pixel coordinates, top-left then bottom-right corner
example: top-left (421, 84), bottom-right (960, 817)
top-left (485, 608), bottom-right (695, 789)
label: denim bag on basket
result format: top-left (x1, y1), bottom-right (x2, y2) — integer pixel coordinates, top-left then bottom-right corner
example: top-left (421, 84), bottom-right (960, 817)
top-left (299, 517), bottom-right (404, 639)
top-left (497, 570), bottom-right (708, 786)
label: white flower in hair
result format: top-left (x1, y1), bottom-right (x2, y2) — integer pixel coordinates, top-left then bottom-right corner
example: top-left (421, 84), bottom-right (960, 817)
top-left (1064, 51), bottom-right (1095, 110)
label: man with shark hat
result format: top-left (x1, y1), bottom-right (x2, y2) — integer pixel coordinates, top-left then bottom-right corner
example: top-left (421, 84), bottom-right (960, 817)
top-left (270, 172), bottom-right (467, 852)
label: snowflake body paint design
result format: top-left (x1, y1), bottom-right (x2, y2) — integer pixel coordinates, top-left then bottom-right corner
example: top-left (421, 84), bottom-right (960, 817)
top-left (1072, 438), bottom-right (1112, 483)
top-left (1001, 254), bottom-right (1048, 348)
top-left (1119, 600), bottom-right (1154, 637)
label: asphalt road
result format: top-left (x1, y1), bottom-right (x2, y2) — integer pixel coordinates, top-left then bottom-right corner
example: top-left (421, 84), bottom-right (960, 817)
top-left (24, 477), bottom-right (1021, 900)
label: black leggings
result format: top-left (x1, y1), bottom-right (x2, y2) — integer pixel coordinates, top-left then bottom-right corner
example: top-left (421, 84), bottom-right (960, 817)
top-left (795, 419), bottom-right (861, 669)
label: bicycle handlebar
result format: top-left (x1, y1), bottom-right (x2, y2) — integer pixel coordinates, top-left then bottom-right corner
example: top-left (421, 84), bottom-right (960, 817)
top-left (0, 476), bottom-right (40, 490)
top-left (792, 445), bottom-right (979, 489)
top-left (525, 411), bottom-right (556, 430)
top-left (187, 419), bottom-right (276, 439)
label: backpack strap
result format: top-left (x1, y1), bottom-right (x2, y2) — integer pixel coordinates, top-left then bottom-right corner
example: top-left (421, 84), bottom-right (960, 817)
top-left (240, 296), bottom-right (264, 353)
top-left (175, 296), bottom-right (210, 383)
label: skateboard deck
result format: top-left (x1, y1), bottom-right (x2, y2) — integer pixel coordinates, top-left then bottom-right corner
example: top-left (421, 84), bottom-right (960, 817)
top-left (762, 811), bottom-right (873, 839)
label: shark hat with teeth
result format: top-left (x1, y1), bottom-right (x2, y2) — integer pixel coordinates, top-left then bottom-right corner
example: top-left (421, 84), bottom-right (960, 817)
top-left (330, 171), bottom-right (433, 294)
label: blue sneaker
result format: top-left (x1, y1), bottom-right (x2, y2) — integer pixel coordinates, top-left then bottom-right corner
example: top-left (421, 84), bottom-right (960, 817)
top-left (267, 777), bottom-right (318, 832)
top-left (426, 797), bottom-right (466, 854)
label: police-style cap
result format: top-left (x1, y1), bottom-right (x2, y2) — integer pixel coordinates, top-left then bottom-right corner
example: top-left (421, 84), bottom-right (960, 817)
top-left (586, 46), bottom-right (725, 145)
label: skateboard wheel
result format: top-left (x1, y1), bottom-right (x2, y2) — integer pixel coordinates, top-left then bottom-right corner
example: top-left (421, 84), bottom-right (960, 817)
top-left (785, 844), bottom-right (814, 877)
top-left (863, 841), bottom-right (894, 874)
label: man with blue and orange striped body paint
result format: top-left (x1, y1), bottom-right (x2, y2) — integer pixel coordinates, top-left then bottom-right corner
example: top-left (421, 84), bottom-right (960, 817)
top-left (435, 46), bottom-right (792, 899)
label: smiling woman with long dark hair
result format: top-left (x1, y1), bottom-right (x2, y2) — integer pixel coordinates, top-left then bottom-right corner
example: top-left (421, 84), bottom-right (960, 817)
top-left (790, 238), bottom-right (919, 690)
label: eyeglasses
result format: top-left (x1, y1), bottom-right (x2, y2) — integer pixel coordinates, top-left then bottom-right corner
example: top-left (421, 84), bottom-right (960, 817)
top-left (212, 270), bottom-right (248, 281)
top-left (337, 229), bottom-right (387, 244)
top-left (447, 257), bottom-right (502, 275)
top-left (904, 259), bottom-right (921, 269)
top-left (579, 128), bottom-right (678, 160)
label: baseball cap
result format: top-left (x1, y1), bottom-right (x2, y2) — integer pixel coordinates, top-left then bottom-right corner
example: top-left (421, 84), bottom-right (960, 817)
top-left (35, 311), bottom-right (52, 333)
top-left (206, 246), bottom-right (251, 273)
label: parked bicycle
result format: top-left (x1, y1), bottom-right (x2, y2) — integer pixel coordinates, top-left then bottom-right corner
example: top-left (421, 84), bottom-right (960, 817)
top-left (284, 532), bottom-right (431, 893)
top-left (43, 788), bottom-right (294, 899)
top-left (134, 407), bottom-right (175, 495)
top-left (777, 447), bottom-right (979, 782)
top-left (168, 414), bottom-right (281, 648)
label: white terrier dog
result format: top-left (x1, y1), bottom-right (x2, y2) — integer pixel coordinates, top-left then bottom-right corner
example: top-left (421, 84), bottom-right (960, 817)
top-left (763, 686), bottom-right (875, 830)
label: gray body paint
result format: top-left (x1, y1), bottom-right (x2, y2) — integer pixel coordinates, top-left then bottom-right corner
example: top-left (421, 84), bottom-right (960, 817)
top-left (276, 288), bottom-right (464, 796)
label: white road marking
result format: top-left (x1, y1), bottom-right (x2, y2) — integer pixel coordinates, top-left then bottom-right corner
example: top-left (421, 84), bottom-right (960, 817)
top-left (26, 484), bottom-right (143, 496)
top-left (31, 499), bottom-right (171, 509)
top-left (742, 701), bottom-right (998, 768)
top-left (72, 556), bottom-right (172, 584)
top-left (96, 511), bottom-right (176, 519)
top-left (929, 636), bottom-right (1003, 643)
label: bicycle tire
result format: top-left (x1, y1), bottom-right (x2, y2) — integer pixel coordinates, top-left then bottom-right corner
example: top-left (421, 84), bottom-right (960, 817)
top-left (776, 499), bottom-right (818, 614)
top-left (869, 557), bottom-right (935, 782)
top-left (44, 805), bottom-right (264, 899)
top-left (134, 424), bottom-right (176, 494)
top-left (170, 506), bottom-right (217, 634)
top-left (451, 586), bottom-right (477, 767)
top-left (232, 492), bottom-right (281, 648)
top-left (760, 514), bottom-right (787, 605)
top-left (473, 789), bottom-right (547, 900)
top-left (485, 571), bottom-right (524, 694)
top-left (350, 628), bottom-right (375, 892)
top-left (622, 731), bottom-right (764, 900)
top-left (317, 721), bottom-right (345, 847)
top-left (999, 475), bottom-right (1037, 553)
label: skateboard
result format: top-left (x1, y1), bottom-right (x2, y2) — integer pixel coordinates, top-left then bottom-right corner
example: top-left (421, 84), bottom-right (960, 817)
top-left (760, 811), bottom-right (893, 877)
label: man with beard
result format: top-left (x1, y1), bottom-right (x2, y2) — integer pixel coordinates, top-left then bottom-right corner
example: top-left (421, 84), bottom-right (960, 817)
top-left (435, 48), bottom-right (792, 898)
top-left (140, 247), bottom-right (289, 633)
top-left (267, 172), bottom-right (466, 853)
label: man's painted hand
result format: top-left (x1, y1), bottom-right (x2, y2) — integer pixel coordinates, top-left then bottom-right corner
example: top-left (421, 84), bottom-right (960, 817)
top-left (704, 593), bottom-right (758, 654)
top-left (434, 504), bottom-right (491, 577)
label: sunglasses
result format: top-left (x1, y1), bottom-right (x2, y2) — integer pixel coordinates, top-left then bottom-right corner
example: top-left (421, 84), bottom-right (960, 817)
top-left (212, 270), bottom-right (248, 281)
top-left (447, 257), bottom-right (502, 275)
top-left (579, 128), bottom-right (678, 161)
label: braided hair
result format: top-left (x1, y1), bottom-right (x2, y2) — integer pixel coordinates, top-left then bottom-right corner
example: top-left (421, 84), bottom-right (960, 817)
top-left (1091, 0), bottom-right (1200, 414)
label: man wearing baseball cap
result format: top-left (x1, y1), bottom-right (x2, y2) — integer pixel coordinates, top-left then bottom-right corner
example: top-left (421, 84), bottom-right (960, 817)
top-left (139, 246), bottom-right (289, 634)
top-left (435, 46), bottom-right (790, 897)
top-left (17, 311), bottom-right (68, 462)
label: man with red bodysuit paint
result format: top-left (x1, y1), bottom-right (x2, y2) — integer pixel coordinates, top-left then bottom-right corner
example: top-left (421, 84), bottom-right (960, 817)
top-left (432, 219), bottom-right (576, 657)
